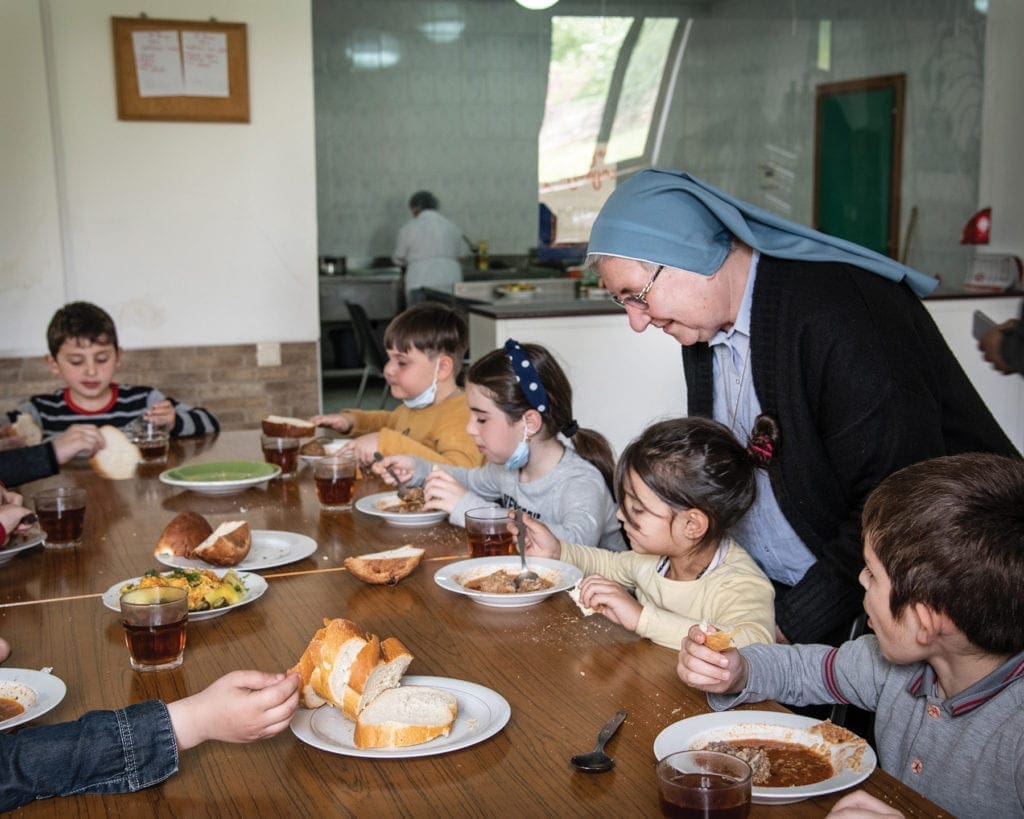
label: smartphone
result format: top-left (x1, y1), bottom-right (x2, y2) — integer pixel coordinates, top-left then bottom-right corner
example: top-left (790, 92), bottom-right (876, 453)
top-left (972, 310), bottom-right (996, 341)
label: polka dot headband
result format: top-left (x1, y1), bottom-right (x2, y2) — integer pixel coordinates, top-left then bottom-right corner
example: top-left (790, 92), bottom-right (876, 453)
top-left (504, 338), bottom-right (549, 414)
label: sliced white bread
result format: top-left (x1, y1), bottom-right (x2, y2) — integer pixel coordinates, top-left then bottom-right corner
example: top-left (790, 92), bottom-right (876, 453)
top-left (89, 425), bottom-right (141, 480)
top-left (309, 620), bottom-right (375, 709)
top-left (344, 545), bottom-right (425, 585)
top-left (353, 685), bottom-right (458, 749)
top-left (191, 520), bottom-right (252, 567)
top-left (153, 511), bottom-right (214, 558)
top-left (341, 636), bottom-right (413, 720)
top-left (262, 415), bottom-right (316, 438)
top-left (290, 632), bottom-right (328, 709)
top-left (567, 584), bottom-right (600, 616)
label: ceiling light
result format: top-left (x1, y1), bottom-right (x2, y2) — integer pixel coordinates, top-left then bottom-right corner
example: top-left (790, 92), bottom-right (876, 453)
top-left (515, 0), bottom-right (559, 10)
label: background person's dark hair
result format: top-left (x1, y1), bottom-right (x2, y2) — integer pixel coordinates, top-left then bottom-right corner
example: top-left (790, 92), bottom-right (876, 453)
top-left (384, 302), bottom-right (468, 365)
top-left (408, 191), bottom-right (439, 211)
top-left (862, 452), bottom-right (1024, 655)
top-left (467, 343), bottom-right (615, 492)
top-left (46, 301), bottom-right (119, 356)
top-left (615, 417), bottom-right (758, 550)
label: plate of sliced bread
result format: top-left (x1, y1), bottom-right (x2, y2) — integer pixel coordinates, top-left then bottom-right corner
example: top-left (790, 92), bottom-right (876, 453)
top-left (289, 618), bottom-right (510, 758)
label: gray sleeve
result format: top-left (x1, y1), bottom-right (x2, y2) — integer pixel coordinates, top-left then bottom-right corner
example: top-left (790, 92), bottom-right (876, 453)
top-left (708, 636), bottom-right (888, 712)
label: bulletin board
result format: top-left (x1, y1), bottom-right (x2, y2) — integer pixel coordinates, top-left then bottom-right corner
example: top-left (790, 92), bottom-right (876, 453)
top-left (814, 74), bottom-right (904, 258)
top-left (111, 16), bottom-right (249, 123)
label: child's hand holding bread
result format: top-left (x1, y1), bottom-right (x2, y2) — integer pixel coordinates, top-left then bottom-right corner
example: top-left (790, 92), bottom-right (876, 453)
top-left (677, 623), bottom-right (748, 695)
top-left (310, 412), bottom-right (355, 435)
top-left (578, 574), bottom-right (642, 631)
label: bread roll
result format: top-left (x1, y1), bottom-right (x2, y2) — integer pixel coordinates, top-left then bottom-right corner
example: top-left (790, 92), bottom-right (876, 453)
top-left (191, 521), bottom-right (251, 567)
top-left (154, 512), bottom-right (214, 558)
top-left (89, 425), bottom-right (141, 480)
top-left (353, 685), bottom-right (458, 749)
top-left (701, 625), bottom-right (737, 652)
top-left (344, 545), bottom-right (425, 585)
top-left (261, 415), bottom-right (316, 438)
top-left (13, 414), bottom-right (42, 446)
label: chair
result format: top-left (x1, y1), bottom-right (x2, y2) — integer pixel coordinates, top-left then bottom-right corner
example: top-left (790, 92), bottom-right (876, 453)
top-left (345, 301), bottom-right (389, 408)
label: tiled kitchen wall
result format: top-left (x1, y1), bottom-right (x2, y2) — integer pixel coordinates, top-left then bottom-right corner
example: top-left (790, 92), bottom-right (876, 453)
top-left (0, 343), bottom-right (320, 432)
top-left (314, 0), bottom-right (985, 284)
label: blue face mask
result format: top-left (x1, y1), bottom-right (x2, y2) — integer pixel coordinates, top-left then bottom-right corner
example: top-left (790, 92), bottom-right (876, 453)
top-left (504, 423), bottom-right (530, 470)
top-left (403, 360), bottom-right (440, 409)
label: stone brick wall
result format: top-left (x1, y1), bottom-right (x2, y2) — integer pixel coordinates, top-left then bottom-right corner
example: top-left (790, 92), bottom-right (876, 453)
top-left (0, 342), bottom-right (320, 431)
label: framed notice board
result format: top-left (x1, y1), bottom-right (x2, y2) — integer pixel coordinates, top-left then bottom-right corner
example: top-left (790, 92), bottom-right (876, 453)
top-left (112, 16), bottom-right (249, 123)
top-left (814, 74), bottom-right (904, 258)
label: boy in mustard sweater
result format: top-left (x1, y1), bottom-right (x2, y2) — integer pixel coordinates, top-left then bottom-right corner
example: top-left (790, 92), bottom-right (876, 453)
top-left (312, 302), bottom-right (483, 468)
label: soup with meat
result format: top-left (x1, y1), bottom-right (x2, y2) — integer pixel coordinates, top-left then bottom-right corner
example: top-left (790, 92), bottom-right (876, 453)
top-left (703, 739), bottom-right (834, 787)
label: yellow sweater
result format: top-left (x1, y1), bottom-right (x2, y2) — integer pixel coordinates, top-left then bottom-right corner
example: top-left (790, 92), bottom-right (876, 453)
top-left (559, 538), bottom-right (775, 650)
top-left (346, 391), bottom-right (483, 468)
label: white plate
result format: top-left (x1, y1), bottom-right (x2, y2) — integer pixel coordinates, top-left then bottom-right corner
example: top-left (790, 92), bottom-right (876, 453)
top-left (653, 710), bottom-right (877, 805)
top-left (101, 570), bottom-right (268, 621)
top-left (0, 528), bottom-right (45, 566)
top-left (156, 530), bottom-right (317, 571)
top-left (290, 675), bottom-right (510, 758)
top-left (298, 440), bottom-right (349, 464)
top-left (0, 669), bottom-right (67, 731)
top-left (159, 461), bottom-right (281, 497)
top-left (434, 556), bottom-right (582, 608)
top-left (355, 491), bottom-right (448, 527)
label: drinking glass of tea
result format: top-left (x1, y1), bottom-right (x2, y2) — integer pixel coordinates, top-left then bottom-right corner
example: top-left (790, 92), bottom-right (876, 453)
top-left (464, 507), bottom-right (515, 557)
top-left (33, 486), bottom-right (87, 549)
top-left (119, 586), bottom-right (188, 672)
top-left (261, 435), bottom-right (300, 478)
top-left (314, 450), bottom-right (357, 509)
top-left (656, 750), bottom-right (752, 818)
top-left (126, 417), bottom-right (171, 464)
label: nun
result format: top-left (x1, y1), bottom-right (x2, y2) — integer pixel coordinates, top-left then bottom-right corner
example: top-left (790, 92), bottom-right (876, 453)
top-left (587, 168), bottom-right (1017, 645)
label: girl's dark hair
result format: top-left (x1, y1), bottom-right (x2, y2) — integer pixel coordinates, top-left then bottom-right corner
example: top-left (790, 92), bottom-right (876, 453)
top-left (467, 343), bottom-right (616, 492)
top-left (615, 417), bottom-right (761, 549)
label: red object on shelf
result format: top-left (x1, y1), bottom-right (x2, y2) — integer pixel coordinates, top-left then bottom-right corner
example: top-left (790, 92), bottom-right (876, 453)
top-left (961, 207), bottom-right (991, 244)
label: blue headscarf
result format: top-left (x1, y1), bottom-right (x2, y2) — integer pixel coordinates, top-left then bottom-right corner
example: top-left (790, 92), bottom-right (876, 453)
top-left (587, 169), bottom-right (938, 298)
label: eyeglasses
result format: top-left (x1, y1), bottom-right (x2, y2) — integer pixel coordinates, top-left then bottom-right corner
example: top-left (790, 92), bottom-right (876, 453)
top-left (610, 265), bottom-right (664, 310)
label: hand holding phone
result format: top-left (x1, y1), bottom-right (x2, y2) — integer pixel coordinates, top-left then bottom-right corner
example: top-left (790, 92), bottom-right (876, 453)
top-left (973, 310), bottom-right (996, 341)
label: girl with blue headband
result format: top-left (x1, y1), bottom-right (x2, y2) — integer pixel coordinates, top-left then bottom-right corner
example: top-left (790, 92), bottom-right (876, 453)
top-left (375, 340), bottom-right (626, 551)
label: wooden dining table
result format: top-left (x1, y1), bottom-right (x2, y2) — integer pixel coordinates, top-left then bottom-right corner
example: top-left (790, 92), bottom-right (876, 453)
top-left (0, 430), bottom-right (947, 817)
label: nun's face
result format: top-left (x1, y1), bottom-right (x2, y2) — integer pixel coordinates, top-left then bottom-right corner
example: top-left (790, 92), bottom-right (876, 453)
top-left (597, 256), bottom-right (738, 346)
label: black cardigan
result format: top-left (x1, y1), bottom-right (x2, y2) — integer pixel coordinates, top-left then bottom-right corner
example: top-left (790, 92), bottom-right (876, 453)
top-left (684, 256), bottom-right (1018, 644)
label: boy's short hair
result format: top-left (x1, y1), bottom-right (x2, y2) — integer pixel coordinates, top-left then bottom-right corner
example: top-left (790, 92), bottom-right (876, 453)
top-left (47, 302), bottom-right (118, 355)
top-left (862, 453), bottom-right (1024, 655)
top-left (383, 302), bottom-right (467, 363)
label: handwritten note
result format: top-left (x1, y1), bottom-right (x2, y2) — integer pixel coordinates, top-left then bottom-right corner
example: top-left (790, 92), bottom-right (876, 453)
top-left (132, 31), bottom-right (183, 97)
top-left (182, 31), bottom-right (229, 97)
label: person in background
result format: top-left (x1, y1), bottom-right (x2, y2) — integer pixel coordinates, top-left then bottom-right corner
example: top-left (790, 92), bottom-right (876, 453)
top-left (519, 416), bottom-right (774, 650)
top-left (978, 304), bottom-right (1024, 375)
top-left (0, 634), bottom-right (299, 812)
top-left (378, 339), bottom-right (626, 552)
top-left (8, 302), bottom-right (219, 439)
top-left (393, 191), bottom-right (464, 304)
top-left (588, 168), bottom-right (1018, 646)
top-left (312, 302), bottom-right (482, 468)
top-left (678, 453), bottom-right (1024, 818)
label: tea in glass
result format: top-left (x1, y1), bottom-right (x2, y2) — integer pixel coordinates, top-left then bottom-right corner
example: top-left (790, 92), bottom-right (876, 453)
top-left (261, 434), bottom-right (300, 478)
top-left (314, 451), bottom-right (357, 509)
top-left (33, 486), bottom-right (87, 549)
top-left (120, 586), bottom-right (188, 672)
top-left (465, 507), bottom-right (515, 557)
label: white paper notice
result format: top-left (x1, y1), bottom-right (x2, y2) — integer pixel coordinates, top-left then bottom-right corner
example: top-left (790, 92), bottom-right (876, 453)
top-left (182, 31), bottom-right (229, 97)
top-left (132, 31), bottom-right (184, 97)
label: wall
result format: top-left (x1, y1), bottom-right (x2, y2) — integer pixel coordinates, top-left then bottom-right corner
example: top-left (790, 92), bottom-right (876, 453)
top-left (0, 0), bottom-right (319, 427)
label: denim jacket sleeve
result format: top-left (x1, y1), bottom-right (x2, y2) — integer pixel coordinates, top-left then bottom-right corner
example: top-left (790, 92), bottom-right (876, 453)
top-left (0, 699), bottom-right (179, 811)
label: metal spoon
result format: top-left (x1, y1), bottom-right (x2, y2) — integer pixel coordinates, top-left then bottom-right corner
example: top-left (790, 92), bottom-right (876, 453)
top-left (372, 451), bottom-right (411, 499)
top-left (512, 509), bottom-right (539, 589)
top-left (570, 710), bottom-right (628, 773)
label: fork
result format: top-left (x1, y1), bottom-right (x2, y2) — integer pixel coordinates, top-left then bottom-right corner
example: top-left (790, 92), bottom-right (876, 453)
top-left (373, 451), bottom-right (412, 499)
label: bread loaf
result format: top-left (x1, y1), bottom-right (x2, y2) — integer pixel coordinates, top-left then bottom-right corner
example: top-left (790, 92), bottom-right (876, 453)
top-left (154, 512), bottom-right (214, 558)
top-left (89, 425), bottom-right (141, 480)
top-left (261, 415), bottom-right (316, 438)
top-left (344, 545), bottom-right (425, 585)
top-left (191, 521), bottom-right (251, 567)
top-left (353, 685), bottom-right (458, 749)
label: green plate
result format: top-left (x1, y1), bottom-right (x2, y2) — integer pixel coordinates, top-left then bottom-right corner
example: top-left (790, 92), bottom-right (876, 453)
top-left (159, 461), bottom-right (281, 496)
